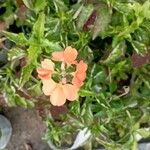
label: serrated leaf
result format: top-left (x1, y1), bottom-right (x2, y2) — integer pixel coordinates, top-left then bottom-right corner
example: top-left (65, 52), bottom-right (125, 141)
top-left (8, 48), bottom-right (25, 61)
top-left (34, 0), bottom-right (46, 13)
top-left (32, 12), bottom-right (45, 40)
top-left (93, 3), bottom-right (111, 39)
top-left (27, 45), bottom-right (40, 64)
top-left (2, 31), bottom-right (28, 46)
top-left (41, 39), bottom-right (62, 53)
top-left (19, 64), bottom-right (35, 87)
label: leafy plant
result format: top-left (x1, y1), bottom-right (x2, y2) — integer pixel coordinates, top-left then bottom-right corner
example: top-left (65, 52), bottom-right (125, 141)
top-left (0, 0), bottom-right (150, 149)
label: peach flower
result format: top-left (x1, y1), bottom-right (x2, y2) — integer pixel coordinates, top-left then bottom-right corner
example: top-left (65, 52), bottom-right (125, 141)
top-left (52, 46), bottom-right (78, 64)
top-left (42, 79), bottom-right (78, 106)
top-left (37, 59), bottom-right (54, 80)
top-left (72, 60), bottom-right (87, 87)
top-left (37, 46), bottom-right (87, 106)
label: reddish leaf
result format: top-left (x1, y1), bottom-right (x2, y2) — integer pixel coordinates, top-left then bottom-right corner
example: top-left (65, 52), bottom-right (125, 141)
top-left (17, 5), bottom-right (28, 19)
top-left (131, 51), bottom-right (150, 68)
top-left (0, 22), bottom-right (6, 32)
top-left (50, 105), bottom-right (68, 120)
top-left (83, 10), bottom-right (97, 32)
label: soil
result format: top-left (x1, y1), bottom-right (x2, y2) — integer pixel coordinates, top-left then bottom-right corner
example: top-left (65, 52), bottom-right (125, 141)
top-left (1, 107), bottom-right (50, 150)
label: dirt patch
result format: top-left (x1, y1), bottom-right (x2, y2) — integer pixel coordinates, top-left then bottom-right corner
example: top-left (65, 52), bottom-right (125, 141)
top-left (2, 107), bottom-right (50, 150)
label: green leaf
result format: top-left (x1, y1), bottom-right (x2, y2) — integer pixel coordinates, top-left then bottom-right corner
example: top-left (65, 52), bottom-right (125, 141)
top-left (41, 39), bottom-right (62, 53)
top-left (73, 4), bottom-right (84, 19)
top-left (8, 48), bottom-right (25, 61)
top-left (32, 12), bottom-right (45, 40)
top-left (19, 64), bottom-right (35, 87)
top-left (109, 82), bottom-right (117, 93)
top-left (114, 2), bottom-right (133, 16)
top-left (27, 45), bottom-right (40, 64)
top-left (26, 99), bottom-right (35, 108)
top-left (2, 31), bottom-right (28, 46)
top-left (104, 42), bottom-right (126, 64)
top-left (15, 96), bottom-right (34, 108)
top-left (136, 128), bottom-right (150, 138)
top-left (134, 28), bottom-right (150, 45)
top-left (28, 83), bottom-right (42, 97)
top-left (3, 85), bottom-right (34, 108)
top-left (53, 0), bottom-right (68, 12)
top-left (15, 95), bottom-right (28, 108)
top-left (93, 71), bottom-right (106, 84)
top-left (22, 0), bottom-right (34, 10)
top-left (70, 100), bottom-right (80, 116)
top-left (130, 1), bottom-right (150, 25)
top-left (93, 3), bottom-right (111, 39)
top-left (78, 46), bottom-right (94, 62)
top-left (131, 40), bottom-right (147, 55)
top-left (81, 103), bottom-right (93, 125)
top-left (4, 86), bottom-right (16, 106)
top-left (79, 90), bottom-right (95, 97)
top-left (34, 0), bottom-right (46, 13)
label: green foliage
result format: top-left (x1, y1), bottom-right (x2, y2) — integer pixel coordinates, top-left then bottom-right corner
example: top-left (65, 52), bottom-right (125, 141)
top-left (92, 2), bottom-right (111, 39)
top-left (2, 32), bottom-right (28, 46)
top-left (76, 4), bottom-right (94, 29)
top-left (0, 0), bottom-right (150, 149)
top-left (105, 0), bottom-right (150, 55)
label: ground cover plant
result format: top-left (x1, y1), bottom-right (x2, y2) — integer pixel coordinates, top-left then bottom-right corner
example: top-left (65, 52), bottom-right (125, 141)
top-left (0, 0), bottom-right (150, 149)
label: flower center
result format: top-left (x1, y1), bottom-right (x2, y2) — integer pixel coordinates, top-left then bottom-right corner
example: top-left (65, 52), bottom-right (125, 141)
top-left (61, 62), bottom-right (66, 84)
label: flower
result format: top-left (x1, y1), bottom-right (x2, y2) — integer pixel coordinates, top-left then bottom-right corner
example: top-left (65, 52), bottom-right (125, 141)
top-left (37, 46), bottom-right (87, 106)
top-left (42, 79), bottom-right (78, 106)
top-left (52, 46), bottom-right (78, 64)
top-left (37, 59), bottom-right (54, 80)
top-left (72, 60), bottom-right (87, 87)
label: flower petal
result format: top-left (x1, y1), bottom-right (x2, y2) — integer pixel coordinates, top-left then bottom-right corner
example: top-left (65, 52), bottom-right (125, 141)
top-left (52, 51), bottom-right (64, 61)
top-left (41, 59), bottom-right (55, 71)
top-left (37, 67), bottom-right (52, 79)
top-left (76, 60), bottom-right (87, 72)
top-left (72, 76), bottom-right (84, 87)
top-left (63, 84), bottom-right (79, 101)
top-left (50, 84), bottom-right (66, 106)
top-left (42, 79), bottom-right (57, 96)
top-left (76, 72), bottom-right (86, 81)
top-left (64, 46), bottom-right (78, 64)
